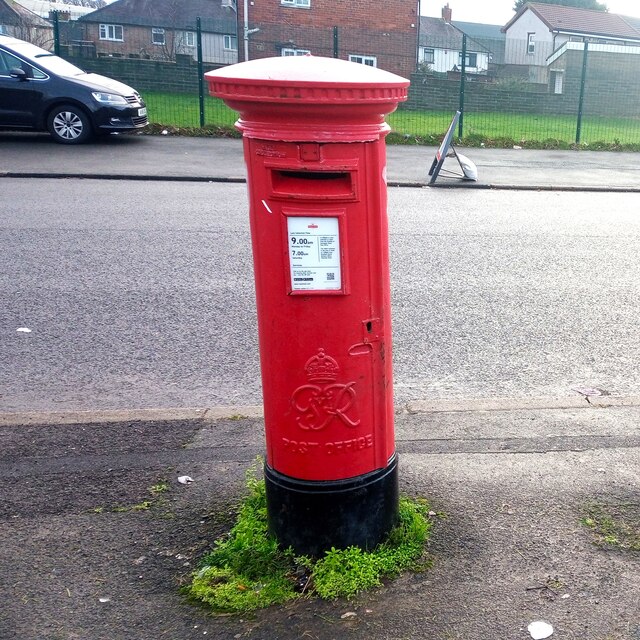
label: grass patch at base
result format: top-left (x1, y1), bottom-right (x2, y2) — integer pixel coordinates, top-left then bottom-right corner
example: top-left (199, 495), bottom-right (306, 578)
top-left (185, 469), bottom-right (432, 613)
top-left (581, 500), bottom-right (640, 552)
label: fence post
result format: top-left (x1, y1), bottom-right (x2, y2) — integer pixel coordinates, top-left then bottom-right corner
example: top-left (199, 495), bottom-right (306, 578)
top-left (575, 40), bottom-right (589, 145)
top-left (53, 11), bottom-right (60, 55)
top-left (197, 17), bottom-right (205, 129)
top-left (333, 26), bottom-right (338, 58)
top-left (458, 33), bottom-right (466, 138)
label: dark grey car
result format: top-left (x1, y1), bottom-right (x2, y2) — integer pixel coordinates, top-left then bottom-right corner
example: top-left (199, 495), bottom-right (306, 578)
top-left (0, 34), bottom-right (148, 144)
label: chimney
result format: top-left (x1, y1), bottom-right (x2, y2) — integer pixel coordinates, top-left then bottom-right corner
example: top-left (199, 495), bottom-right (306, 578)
top-left (442, 3), bottom-right (452, 23)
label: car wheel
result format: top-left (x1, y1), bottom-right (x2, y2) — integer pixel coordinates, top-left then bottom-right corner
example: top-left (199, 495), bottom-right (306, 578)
top-left (47, 105), bottom-right (93, 144)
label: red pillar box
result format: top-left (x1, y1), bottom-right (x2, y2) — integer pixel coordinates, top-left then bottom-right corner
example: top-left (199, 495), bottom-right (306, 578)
top-left (206, 56), bottom-right (409, 556)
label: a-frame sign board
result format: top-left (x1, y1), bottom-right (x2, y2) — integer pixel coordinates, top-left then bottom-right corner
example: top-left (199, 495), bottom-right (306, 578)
top-left (428, 111), bottom-right (477, 185)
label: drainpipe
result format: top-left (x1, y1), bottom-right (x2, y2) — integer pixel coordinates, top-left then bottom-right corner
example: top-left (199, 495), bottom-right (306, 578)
top-left (244, 0), bottom-right (249, 62)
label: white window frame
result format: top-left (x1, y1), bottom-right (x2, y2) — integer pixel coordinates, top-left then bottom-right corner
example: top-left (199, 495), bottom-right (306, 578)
top-left (99, 23), bottom-right (123, 42)
top-left (281, 47), bottom-right (310, 56)
top-left (184, 31), bottom-right (196, 47)
top-left (551, 70), bottom-right (564, 94)
top-left (421, 47), bottom-right (435, 63)
top-left (281, 0), bottom-right (310, 7)
top-left (223, 34), bottom-right (238, 50)
top-left (458, 51), bottom-right (478, 68)
top-left (152, 27), bottom-right (165, 46)
top-left (349, 54), bottom-right (377, 67)
top-left (527, 32), bottom-right (535, 54)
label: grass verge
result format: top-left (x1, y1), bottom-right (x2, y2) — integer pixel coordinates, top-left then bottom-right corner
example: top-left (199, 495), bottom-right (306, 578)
top-left (140, 90), bottom-right (640, 149)
top-left (185, 468), bottom-right (432, 613)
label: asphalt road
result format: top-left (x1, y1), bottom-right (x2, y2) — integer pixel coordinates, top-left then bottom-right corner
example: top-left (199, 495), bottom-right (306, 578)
top-left (2, 177), bottom-right (640, 411)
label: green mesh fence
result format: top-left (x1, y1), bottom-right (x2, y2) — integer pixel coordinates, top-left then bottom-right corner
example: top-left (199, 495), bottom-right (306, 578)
top-left (42, 12), bottom-right (640, 147)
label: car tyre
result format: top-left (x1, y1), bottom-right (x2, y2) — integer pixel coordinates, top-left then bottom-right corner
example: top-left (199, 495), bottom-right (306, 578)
top-left (47, 105), bottom-right (93, 144)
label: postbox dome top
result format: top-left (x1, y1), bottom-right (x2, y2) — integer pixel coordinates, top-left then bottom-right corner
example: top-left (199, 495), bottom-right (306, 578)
top-left (206, 55), bottom-right (409, 105)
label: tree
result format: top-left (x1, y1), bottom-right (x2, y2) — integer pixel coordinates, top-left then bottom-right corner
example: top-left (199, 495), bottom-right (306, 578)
top-left (513, 0), bottom-right (608, 11)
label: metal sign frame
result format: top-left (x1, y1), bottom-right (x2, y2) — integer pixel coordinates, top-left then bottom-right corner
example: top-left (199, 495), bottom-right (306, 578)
top-left (428, 111), bottom-right (460, 185)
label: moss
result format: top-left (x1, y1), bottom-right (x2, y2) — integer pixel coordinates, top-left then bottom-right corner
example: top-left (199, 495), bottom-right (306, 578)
top-left (185, 468), bottom-right (433, 614)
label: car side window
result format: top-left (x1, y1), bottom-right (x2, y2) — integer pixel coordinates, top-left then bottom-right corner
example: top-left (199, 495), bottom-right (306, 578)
top-left (0, 49), bottom-right (46, 79)
top-left (30, 65), bottom-right (46, 79)
top-left (0, 50), bottom-right (13, 76)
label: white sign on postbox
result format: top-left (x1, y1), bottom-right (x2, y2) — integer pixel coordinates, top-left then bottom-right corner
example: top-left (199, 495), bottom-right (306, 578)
top-left (287, 216), bottom-right (341, 292)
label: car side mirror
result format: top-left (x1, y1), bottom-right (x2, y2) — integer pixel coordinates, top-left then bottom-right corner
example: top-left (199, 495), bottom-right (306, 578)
top-left (10, 67), bottom-right (27, 80)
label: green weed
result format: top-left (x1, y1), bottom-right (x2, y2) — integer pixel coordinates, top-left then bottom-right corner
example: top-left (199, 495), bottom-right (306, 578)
top-left (92, 479), bottom-right (172, 514)
top-left (150, 481), bottom-right (170, 495)
top-left (581, 501), bottom-right (640, 552)
top-left (185, 468), bottom-right (432, 614)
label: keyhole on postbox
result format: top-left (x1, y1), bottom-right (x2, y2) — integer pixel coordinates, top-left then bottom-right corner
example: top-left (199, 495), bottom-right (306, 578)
top-left (366, 321), bottom-right (373, 333)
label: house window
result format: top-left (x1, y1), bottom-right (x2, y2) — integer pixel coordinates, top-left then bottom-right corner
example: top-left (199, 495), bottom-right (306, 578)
top-left (0, 24), bottom-right (7, 35)
top-left (281, 0), bottom-right (310, 6)
top-left (281, 47), bottom-right (310, 56)
top-left (152, 28), bottom-right (165, 45)
top-left (223, 34), bottom-right (237, 50)
top-left (527, 32), bottom-right (535, 54)
top-left (421, 47), bottom-right (435, 63)
top-left (184, 31), bottom-right (196, 47)
top-left (458, 51), bottom-right (477, 67)
top-left (551, 70), bottom-right (564, 94)
top-left (349, 54), bottom-right (377, 67)
top-left (99, 23), bottom-right (123, 41)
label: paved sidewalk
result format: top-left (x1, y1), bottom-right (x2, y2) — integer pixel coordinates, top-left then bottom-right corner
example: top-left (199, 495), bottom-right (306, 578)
top-left (2, 131), bottom-right (640, 190)
top-left (1, 405), bottom-right (639, 640)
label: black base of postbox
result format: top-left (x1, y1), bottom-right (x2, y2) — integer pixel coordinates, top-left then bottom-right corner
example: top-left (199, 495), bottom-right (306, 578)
top-left (264, 455), bottom-right (399, 557)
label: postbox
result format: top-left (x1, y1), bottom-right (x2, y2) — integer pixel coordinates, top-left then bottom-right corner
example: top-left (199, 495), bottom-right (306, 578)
top-left (205, 56), bottom-right (409, 556)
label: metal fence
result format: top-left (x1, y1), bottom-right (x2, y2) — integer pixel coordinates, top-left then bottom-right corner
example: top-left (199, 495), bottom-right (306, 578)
top-left (42, 13), bottom-right (640, 147)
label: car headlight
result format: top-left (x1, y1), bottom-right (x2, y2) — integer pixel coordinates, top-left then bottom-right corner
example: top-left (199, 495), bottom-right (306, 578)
top-left (91, 92), bottom-right (128, 106)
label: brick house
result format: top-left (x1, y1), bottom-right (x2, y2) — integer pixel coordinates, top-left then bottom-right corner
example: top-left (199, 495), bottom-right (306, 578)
top-left (78, 0), bottom-right (238, 65)
top-left (238, 0), bottom-right (419, 78)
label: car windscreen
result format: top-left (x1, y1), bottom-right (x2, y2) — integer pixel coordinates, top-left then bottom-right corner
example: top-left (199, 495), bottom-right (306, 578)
top-left (31, 53), bottom-right (85, 77)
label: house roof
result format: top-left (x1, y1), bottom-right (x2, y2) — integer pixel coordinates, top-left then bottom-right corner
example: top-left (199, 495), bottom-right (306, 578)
top-left (79, 0), bottom-right (236, 32)
top-left (503, 2), bottom-right (640, 40)
top-left (622, 15), bottom-right (640, 32)
top-left (14, 0), bottom-right (105, 20)
top-left (420, 16), bottom-right (501, 61)
top-left (419, 16), bottom-right (480, 50)
top-left (0, 0), bottom-right (50, 27)
top-left (452, 20), bottom-right (505, 64)
top-left (452, 20), bottom-right (504, 40)
top-left (420, 16), bottom-right (462, 49)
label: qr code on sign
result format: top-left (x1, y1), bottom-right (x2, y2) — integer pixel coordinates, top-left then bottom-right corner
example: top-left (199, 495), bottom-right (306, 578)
top-left (327, 273), bottom-right (335, 281)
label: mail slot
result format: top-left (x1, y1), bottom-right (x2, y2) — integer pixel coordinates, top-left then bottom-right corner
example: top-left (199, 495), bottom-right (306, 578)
top-left (270, 169), bottom-right (356, 200)
top-left (206, 56), bottom-right (409, 556)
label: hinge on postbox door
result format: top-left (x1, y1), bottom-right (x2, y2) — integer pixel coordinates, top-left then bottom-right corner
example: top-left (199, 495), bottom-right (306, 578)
top-left (299, 143), bottom-right (322, 163)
